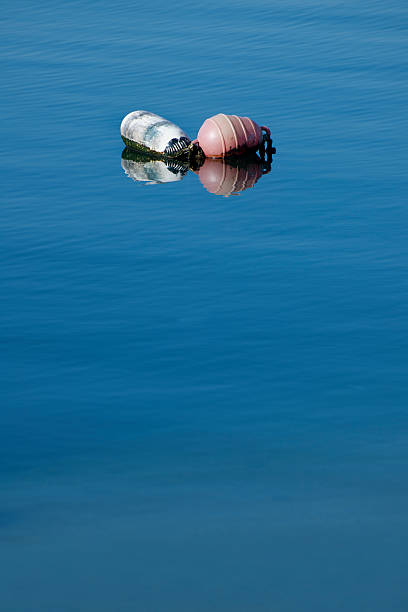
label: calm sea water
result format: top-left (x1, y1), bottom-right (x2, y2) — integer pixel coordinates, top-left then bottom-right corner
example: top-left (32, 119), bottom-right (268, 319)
top-left (1, 1), bottom-right (408, 610)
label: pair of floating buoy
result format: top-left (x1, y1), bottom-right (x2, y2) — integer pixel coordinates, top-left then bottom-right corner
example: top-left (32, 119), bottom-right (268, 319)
top-left (120, 110), bottom-right (275, 165)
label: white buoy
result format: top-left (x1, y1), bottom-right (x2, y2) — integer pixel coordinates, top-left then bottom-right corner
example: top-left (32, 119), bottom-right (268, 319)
top-left (121, 110), bottom-right (191, 157)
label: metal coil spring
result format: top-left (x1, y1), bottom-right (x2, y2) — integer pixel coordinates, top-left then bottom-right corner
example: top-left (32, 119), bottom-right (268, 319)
top-left (165, 159), bottom-right (189, 176)
top-left (164, 136), bottom-right (191, 157)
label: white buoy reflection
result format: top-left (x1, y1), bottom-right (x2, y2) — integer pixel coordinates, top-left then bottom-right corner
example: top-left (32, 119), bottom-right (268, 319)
top-left (121, 148), bottom-right (189, 185)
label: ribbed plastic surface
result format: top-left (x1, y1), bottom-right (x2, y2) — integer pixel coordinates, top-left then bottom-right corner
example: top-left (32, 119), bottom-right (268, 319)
top-left (196, 114), bottom-right (263, 157)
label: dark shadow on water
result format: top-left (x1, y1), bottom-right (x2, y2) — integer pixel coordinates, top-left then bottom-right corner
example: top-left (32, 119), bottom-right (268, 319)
top-left (121, 147), bottom-right (275, 196)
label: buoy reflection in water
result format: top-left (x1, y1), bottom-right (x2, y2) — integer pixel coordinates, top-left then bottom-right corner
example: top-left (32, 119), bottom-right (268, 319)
top-left (193, 156), bottom-right (270, 197)
top-left (121, 148), bottom-right (272, 195)
top-left (121, 148), bottom-right (189, 184)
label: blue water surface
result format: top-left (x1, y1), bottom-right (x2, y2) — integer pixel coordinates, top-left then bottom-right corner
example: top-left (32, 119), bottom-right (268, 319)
top-left (1, 1), bottom-right (408, 610)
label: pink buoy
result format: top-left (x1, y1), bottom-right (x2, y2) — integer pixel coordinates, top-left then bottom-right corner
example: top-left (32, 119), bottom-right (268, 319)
top-left (195, 113), bottom-right (271, 158)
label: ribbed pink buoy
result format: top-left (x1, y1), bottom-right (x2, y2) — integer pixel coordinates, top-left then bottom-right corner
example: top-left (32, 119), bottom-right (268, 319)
top-left (195, 113), bottom-right (270, 158)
